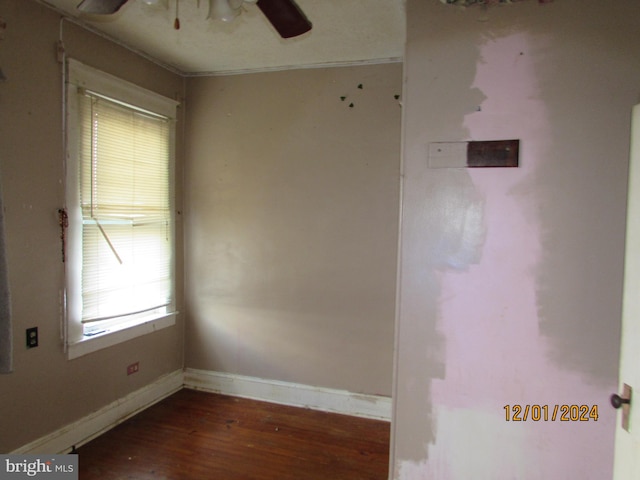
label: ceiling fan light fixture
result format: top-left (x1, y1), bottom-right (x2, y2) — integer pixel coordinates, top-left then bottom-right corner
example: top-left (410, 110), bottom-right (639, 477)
top-left (76, 0), bottom-right (312, 39)
top-left (140, 0), bottom-right (169, 7)
top-left (208, 0), bottom-right (241, 22)
top-left (139, 0), bottom-right (169, 14)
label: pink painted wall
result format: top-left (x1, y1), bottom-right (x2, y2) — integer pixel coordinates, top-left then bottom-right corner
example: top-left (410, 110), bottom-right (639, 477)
top-left (392, 0), bottom-right (640, 478)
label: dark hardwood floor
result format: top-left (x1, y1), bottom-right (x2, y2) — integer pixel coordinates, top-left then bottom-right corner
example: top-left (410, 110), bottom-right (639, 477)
top-left (76, 388), bottom-right (390, 480)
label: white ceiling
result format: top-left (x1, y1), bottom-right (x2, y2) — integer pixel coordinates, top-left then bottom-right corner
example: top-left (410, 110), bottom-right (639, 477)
top-left (38, 0), bottom-right (406, 75)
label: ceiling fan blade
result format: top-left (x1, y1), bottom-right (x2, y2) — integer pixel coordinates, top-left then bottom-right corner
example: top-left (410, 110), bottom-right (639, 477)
top-left (77, 0), bottom-right (130, 15)
top-left (257, 0), bottom-right (311, 39)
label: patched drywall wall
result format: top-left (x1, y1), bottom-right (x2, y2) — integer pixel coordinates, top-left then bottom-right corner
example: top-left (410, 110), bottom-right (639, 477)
top-left (393, 0), bottom-right (640, 478)
top-left (184, 64), bottom-right (401, 396)
top-left (0, 0), bottom-right (185, 452)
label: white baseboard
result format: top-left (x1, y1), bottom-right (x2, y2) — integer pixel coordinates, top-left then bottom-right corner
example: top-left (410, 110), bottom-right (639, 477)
top-left (184, 368), bottom-right (392, 421)
top-left (12, 368), bottom-right (390, 454)
top-left (12, 369), bottom-right (184, 454)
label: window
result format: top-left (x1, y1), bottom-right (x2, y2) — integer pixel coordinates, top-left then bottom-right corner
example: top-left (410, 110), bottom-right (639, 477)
top-left (65, 59), bottom-right (178, 359)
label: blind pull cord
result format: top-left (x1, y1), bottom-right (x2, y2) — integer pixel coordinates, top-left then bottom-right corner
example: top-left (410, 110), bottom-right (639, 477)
top-left (94, 219), bottom-right (123, 265)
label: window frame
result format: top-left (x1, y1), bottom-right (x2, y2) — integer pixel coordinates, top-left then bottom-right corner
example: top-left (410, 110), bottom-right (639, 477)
top-left (65, 59), bottom-right (179, 360)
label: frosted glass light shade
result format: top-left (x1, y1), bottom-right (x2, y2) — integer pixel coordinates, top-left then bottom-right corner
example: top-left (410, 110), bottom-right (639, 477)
top-left (208, 0), bottom-right (241, 22)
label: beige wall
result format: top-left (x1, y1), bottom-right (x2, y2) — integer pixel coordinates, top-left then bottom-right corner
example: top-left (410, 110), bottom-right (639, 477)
top-left (184, 65), bottom-right (401, 396)
top-left (393, 0), bottom-right (640, 478)
top-left (0, 0), bottom-right (401, 452)
top-left (0, 0), bottom-right (185, 452)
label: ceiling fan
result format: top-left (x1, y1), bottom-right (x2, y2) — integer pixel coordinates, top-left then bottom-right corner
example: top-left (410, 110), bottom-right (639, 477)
top-left (76, 0), bottom-right (312, 38)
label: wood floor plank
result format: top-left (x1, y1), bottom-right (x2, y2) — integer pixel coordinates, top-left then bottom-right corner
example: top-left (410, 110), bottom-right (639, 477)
top-left (76, 388), bottom-right (390, 479)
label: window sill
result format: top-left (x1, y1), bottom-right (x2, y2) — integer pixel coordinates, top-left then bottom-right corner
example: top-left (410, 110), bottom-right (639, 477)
top-left (67, 313), bottom-right (176, 360)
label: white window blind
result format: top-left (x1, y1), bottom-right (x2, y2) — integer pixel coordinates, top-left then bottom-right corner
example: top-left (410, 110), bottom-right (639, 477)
top-left (78, 92), bottom-right (173, 334)
top-left (65, 59), bottom-right (178, 355)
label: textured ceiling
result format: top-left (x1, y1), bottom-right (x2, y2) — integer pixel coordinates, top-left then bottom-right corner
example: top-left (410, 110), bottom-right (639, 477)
top-left (38, 0), bottom-right (406, 75)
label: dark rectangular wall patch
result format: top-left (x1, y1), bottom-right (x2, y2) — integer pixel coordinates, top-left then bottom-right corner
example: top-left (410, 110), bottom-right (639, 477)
top-left (467, 139), bottom-right (519, 168)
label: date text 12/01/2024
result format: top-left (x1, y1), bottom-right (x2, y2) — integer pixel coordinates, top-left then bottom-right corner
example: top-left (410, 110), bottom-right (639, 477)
top-left (504, 405), bottom-right (599, 422)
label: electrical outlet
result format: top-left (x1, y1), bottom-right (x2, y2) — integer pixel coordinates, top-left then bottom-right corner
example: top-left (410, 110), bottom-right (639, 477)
top-left (127, 362), bottom-right (139, 375)
top-left (26, 327), bottom-right (38, 349)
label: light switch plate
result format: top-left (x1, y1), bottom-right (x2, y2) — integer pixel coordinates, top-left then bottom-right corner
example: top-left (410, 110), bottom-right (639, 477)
top-left (428, 139), bottom-right (520, 168)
